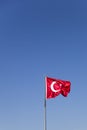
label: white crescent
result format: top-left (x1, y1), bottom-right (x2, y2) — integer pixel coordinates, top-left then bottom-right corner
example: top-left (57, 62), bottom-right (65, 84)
top-left (51, 81), bottom-right (60, 93)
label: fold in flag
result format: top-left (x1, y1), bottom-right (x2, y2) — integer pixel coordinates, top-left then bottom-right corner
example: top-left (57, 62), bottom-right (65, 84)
top-left (46, 77), bottom-right (71, 99)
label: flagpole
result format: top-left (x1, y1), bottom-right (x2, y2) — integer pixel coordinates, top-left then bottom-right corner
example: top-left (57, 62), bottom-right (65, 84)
top-left (44, 97), bottom-right (47, 130)
top-left (44, 77), bottom-right (47, 130)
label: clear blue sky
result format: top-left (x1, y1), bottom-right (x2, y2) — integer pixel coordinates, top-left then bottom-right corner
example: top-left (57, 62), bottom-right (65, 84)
top-left (0, 0), bottom-right (87, 130)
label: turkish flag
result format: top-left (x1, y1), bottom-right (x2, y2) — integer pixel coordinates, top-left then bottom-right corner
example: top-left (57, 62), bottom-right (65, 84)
top-left (46, 77), bottom-right (71, 99)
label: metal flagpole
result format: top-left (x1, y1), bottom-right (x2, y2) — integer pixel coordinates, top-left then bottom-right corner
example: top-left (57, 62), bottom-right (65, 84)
top-left (44, 77), bottom-right (47, 130)
top-left (44, 97), bottom-right (47, 130)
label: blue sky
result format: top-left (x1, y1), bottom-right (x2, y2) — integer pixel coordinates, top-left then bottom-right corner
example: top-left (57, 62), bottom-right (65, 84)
top-left (0, 0), bottom-right (87, 130)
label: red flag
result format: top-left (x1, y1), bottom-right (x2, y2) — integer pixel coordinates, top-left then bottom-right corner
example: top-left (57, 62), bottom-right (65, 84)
top-left (46, 77), bottom-right (71, 99)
